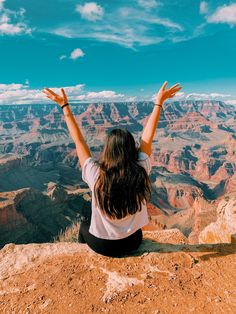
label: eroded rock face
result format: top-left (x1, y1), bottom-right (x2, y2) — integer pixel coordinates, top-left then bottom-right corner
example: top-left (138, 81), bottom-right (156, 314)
top-left (199, 193), bottom-right (236, 243)
top-left (188, 197), bottom-right (217, 244)
top-left (145, 196), bottom-right (218, 243)
top-left (0, 101), bottom-right (235, 192)
top-left (47, 182), bottom-right (68, 203)
top-left (0, 185), bottom-right (91, 248)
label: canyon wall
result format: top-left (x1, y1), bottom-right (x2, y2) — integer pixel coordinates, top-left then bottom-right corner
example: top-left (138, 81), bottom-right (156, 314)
top-left (0, 100), bottom-right (235, 246)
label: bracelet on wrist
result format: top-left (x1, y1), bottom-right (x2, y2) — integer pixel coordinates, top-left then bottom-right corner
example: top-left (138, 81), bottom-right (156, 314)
top-left (154, 103), bottom-right (163, 108)
top-left (61, 103), bottom-right (69, 110)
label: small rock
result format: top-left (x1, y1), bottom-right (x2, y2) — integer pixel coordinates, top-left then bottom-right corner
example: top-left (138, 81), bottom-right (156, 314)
top-left (193, 271), bottom-right (202, 279)
top-left (215, 296), bottom-right (222, 303)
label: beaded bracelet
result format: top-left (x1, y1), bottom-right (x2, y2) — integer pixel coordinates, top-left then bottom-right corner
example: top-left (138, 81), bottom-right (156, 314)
top-left (61, 103), bottom-right (69, 110)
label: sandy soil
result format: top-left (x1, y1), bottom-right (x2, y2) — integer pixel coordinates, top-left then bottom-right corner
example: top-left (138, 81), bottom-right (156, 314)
top-left (0, 231), bottom-right (236, 314)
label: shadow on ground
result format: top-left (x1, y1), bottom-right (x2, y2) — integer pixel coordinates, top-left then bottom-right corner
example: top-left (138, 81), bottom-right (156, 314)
top-left (124, 239), bottom-right (236, 260)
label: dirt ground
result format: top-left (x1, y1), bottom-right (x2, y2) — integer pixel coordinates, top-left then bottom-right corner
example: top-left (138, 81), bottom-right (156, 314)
top-left (0, 234), bottom-right (236, 314)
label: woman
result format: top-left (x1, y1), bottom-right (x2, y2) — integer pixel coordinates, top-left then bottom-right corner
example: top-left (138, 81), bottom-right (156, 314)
top-left (43, 81), bottom-right (182, 257)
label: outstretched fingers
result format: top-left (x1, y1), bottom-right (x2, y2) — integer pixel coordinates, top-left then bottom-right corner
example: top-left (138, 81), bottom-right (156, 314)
top-left (170, 86), bottom-right (182, 93)
top-left (61, 88), bottom-right (67, 100)
top-left (170, 83), bottom-right (180, 87)
top-left (43, 88), bottom-right (60, 101)
top-left (169, 87), bottom-right (182, 97)
top-left (161, 81), bottom-right (168, 90)
top-left (168, 85), bottom-right (182, 94)
top-left (168, 83), bottom-right (181, 91)
top-left (43, 88), bottom-right (58, 97)
top-left (45, 88), bottom-right (57, 96)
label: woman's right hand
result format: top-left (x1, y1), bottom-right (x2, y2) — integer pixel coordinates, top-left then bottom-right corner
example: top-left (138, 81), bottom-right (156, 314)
top-left (155, 81), bottom-right (182, 106)
top-left (42, 88), bottom-right (68, 108)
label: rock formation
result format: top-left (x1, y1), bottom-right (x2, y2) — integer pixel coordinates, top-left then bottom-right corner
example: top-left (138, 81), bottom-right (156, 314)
top-left (0, 185), bottom-right (91, 249)
top-left (199, 193), bottom-right (236, 243)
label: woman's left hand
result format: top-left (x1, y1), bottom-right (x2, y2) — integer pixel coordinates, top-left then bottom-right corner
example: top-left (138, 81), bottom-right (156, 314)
top-left (42, 88), bottom-right (68, 107)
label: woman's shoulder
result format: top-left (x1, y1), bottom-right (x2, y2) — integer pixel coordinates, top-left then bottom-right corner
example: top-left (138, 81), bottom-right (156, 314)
top-left (137, 151), bottom-right (152, 175)
top-left (137, 151), bottom-right (150, 161)
top-left (82, 156), bottom-right (100, 189)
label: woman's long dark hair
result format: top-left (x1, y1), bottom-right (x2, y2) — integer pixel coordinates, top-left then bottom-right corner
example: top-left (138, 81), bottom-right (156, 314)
top-left (94, 128), bottom-right (152, 220)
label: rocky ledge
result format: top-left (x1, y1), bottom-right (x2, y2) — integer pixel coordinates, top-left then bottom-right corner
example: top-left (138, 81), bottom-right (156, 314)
top-left (199, 193), bottom-right (236, 244)
top-left (0, 229), bottom-right (235, 314)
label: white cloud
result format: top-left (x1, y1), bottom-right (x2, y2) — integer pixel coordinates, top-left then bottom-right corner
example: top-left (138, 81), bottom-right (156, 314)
top-left (59, 55), bottom-right (66, 60)
top-left (200, 1), bottom-right (208, 15)
top-left (62, 84), bottom-right (85, 95)
top-left (0, 22), bottom-right (30, 35)
top-left (53, 5), bottom-right (182, 49)
top-left (143, 16), bottom-right (183, 31)
top-left (76, 2), bottom-right (104, 21)
top-left (87, 91), bottom-right (124, 99)
top-left (0, 83), bottom-right (136, 104)
top-left (207, 3), bottom-right (236, 25)
top-left (70, 48), bottom-right (85, 59)
top-left (59, 48), bottom-right (85, 61)
top-left (209, 93), bottom-right (231, 98)
top-left (126, 96), bottom-right (137, 102)
top-left (54, 24), bottom-right (164, 49)
top-left (77, 90), bottom-right (126, 102)
top-left (118, 7), bottom-right (183, 31)
top-left (0, 83), bottom-right (85, 104)
top-left (1, 83), bottom-right (235, 105)
top-left (137, 0), bottom-right (160, 10)
top-left (148, 91), bottom-right (236, 105)
top-left (0, 83), bottom-right (26, 90)
top-left (170, 22), bottom-right (207, 43)
top-left (224, 99), bottom-right (236, 105)
top-left (0, 1), bottom-right (31, 35)
top-left (171, 92), bottom-right (233, 102)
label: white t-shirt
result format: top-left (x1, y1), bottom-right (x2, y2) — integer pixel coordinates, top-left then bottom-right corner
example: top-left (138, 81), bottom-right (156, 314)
top-left (82, 151), bottom-right (152, 240)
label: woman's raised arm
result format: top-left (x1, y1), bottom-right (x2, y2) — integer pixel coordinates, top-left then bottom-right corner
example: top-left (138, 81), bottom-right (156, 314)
top-left (140, 81), bottom-right (182, 156)
top-left (42, 88), bottom-right (91, 168)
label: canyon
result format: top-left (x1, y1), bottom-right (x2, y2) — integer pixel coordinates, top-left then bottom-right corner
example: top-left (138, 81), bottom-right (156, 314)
top-left (0, 100), bottom-right (235, 247)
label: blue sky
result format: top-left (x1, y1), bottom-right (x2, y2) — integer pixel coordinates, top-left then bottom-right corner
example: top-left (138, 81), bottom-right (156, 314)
top-left (0, 0), bottom-right (236, 104)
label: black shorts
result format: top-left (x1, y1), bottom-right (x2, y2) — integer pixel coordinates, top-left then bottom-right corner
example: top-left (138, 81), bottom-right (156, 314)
top-left (78, 218), bottom-right (143, 258)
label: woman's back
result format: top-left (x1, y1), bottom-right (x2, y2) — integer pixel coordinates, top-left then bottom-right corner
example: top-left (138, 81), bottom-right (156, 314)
top-left (82, 150), bottom-right (152, 240)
